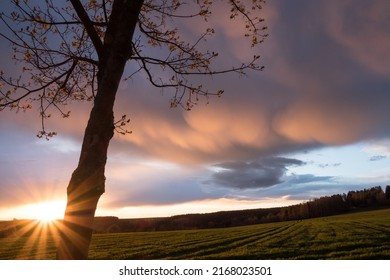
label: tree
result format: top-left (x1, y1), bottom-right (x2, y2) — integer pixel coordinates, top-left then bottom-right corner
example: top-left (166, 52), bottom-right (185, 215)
top-left (0, 0), bottom-right (267, 259)
top-left (386, 185), bottom-right (390, 201)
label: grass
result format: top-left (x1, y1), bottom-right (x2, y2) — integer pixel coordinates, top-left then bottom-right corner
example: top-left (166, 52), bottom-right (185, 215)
top-left (1, 208), bottom-right (390, 260)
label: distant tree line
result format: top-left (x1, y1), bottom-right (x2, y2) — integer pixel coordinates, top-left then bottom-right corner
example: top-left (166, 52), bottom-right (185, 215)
top-left (1, 186), bottom-right (390, 237)
top-left (90, 186), bottom-right (390, 233)
top-left (266, 186), bottom-right (390, 222)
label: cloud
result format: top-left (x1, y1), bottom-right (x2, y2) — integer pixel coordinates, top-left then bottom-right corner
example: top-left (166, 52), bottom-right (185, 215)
top-left (325, 0), bottom-right (390, 76)
top-left (318, 163), bottom-right (342, 169)
top-left (3, 0), bottom-right (390, 167)
top-left (287, 174), bottom-right (334, 185)
top-left (266, 2), bottom-right (390, 147)
top-left (369, 155), bottom-right (387, 162)
top-left (109, 78), bottom-right (286, 164)
top-left (362, 139), bottom-right (390, 157)
top-left (105, 0), bottom-right (390, 166)
top-left (204, 157), bottom-right (304, 190)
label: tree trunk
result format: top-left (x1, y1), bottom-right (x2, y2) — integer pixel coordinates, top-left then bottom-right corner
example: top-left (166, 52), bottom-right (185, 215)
top-left (56, 0), bottom-right (144, 260)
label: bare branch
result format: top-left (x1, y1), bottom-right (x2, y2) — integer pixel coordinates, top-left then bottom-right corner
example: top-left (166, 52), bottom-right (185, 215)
top-left (102, 0), bottom-right (109, 24)
top-left (69, 0), bottom-right (104, 59)
top-left (1, 0), bottom-right (267, 131)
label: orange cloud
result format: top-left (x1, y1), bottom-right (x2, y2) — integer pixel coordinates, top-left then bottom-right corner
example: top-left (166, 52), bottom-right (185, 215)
top-left (119, 99), bottom-right (271, 163)
top-left (273, 95), bottom-right (376, 146)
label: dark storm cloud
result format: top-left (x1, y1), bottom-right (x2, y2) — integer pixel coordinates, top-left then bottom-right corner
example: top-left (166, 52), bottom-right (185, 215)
top-left (205, 157), bottom-right (304, 190)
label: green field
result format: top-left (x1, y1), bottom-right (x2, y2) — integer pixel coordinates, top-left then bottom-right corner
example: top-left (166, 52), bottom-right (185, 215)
top-left (1, 208), bottom-right (390, 260)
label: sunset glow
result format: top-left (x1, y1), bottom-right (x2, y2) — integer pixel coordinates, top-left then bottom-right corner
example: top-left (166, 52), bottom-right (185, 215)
top-left (6, 200), bottom-right (66, 222)
top-left (96, 197), bottom-right (304, 219)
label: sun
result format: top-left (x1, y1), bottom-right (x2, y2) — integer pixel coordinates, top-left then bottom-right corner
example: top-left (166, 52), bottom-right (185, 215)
top-left (27, 200), bottom-right (65, 223)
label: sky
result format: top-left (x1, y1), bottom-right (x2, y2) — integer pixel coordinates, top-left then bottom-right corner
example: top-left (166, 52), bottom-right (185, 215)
top-left (1, 0), bottom-right (390, 220)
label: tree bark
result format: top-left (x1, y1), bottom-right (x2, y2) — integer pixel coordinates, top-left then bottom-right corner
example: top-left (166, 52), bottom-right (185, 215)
top-left (56, 0), bottom-right (144, 260)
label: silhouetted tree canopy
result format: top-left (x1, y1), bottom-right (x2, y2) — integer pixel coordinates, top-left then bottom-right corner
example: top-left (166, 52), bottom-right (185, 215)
top-left (0, 0), bottom-right (268, 137)
top-left (0, 0), bottom-right (268, 259)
